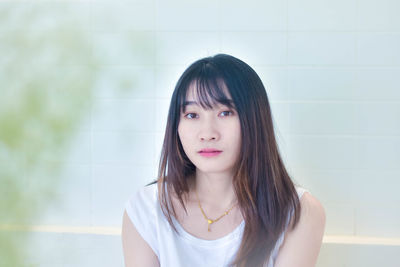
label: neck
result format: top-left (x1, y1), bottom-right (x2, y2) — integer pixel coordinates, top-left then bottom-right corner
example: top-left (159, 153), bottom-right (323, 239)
top-left (189, 170), bottom-right (238, 211)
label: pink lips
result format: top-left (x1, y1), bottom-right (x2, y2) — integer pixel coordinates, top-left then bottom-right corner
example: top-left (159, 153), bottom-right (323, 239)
top-left (198, 148), bottom-right (222, 158)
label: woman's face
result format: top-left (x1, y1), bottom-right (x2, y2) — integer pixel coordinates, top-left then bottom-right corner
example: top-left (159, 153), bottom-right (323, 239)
top-left (177, 83), bottom-right (242, 175)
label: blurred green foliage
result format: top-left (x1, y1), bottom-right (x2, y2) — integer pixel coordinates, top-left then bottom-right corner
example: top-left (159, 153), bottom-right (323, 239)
top-left (0, 4), bottom-right (97, 267)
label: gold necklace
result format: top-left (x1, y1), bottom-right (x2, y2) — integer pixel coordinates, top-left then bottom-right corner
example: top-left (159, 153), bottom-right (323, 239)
top-left (195, 189), bottom-right (237, 232)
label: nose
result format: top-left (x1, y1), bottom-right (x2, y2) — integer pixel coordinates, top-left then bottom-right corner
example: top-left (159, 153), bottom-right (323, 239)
top-left (198, 118), bottom-right (220, 141)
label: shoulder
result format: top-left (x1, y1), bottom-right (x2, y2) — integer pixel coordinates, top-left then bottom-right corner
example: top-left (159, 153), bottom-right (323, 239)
top-left (294, 187), bottom-right (325, 230)
top-left (124, 182), bottom-right (159, 230)
top-left (124, 181), bottom-right (159, 228)
top-left (274, 192), bottom-right (326, 267)
top-left (298, 191), bottom-right (326, 223)
top-left (126, 182), bottom-right (158, 211)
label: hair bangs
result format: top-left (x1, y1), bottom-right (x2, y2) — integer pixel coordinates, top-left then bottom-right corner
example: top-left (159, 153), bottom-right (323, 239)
top-left (180, 74), bottom-right (235, 114)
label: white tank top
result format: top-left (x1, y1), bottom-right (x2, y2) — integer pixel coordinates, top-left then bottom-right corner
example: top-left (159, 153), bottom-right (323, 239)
top-left (124, 182), bottom-right (309, 267)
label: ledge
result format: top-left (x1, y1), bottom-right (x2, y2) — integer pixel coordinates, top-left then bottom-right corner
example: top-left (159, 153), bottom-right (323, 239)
top-left (1, 224), bottom-right (400, 246)
top-left (323, 235), bottom-right (400, 246)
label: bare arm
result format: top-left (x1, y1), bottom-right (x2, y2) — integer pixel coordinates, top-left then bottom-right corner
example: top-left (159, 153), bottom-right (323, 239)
top-left (274, 192), bottom-right (326, 267)
top-left (121, 210), bottom-right (160, 267)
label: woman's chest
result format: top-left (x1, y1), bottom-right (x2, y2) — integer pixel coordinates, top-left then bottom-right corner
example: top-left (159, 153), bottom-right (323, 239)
top-left (172, 198), bottom-right (244, 240)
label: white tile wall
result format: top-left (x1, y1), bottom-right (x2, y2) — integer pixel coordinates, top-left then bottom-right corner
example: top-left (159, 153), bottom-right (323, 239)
top-left (93, 1), bottom-right (155, 31)
top-left (355, 69), bottom-right (400, 101)
top-left (288, 68), bottom-right (358, 101)
top-left (26, 233), bottom-right (124, 267)
top-left (92, 99), bottom-right (156, 132)
top-left (324, 204), bottom-right (356, 235)
top-left (288, 136), bottom-right (358, 169)
top-left (156, 31), bottom-right (220, 65)
top-left (155, 65), bottom-right (186, 99)
top-left (92, 132), bottom-right (155, 164)
top-left (293, 169), bottom-right (358, 205)
top-left (221, 32), bottom-right (287, 65)
top-left (94, 66), bottom-right (156, 99)
top-left (255, 67), bottom-right (289, 101)
top-left (288, 0), bottom-right (357, 31)
top-left (9, 0), bottom-right (400, 266)
top-left (154, 132), bottom-right (166, 168)
top-left (31, 163), bottom-right (92, 226)
top-left (358, 0), bottom-right (400, 31)
top-left (355, 137), bottom-right (400, 170)
top-left (53, 132), bottom-right (92, 164)
top-left (288, 32), bottom-right (357, 65)
top-left (220, 0), bottom-right (287, 31)
top-left (317, 244), bottom-right (400, 267)
top-left (156, 0), bottom-right (219, 31)
top-left (93, 163), bottom-right (155, 226)
top-left (356, 103), bottom-right (400, 135)
top-left (93, 31), bottom-right (155, 65)
top-left (0, 2), bottom-right (92, 31)
top-left (290, 103), bottom-right (358, 135)
top-left (356, 203), bottom-right (400, 238)
top-left (357, 33), bottom-right (400, 65)
top-left (270, 102), bottom-right (290, 135)
top-left (154, 98), bottom-right (171, 133)
top-left (352, 170), bottom-right (400, 206)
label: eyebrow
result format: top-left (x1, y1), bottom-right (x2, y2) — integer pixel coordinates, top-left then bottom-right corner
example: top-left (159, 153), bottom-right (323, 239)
top-left (182, 99), bottom-right (236, 113)
top-left (183, 99), bottom-right (234, 106)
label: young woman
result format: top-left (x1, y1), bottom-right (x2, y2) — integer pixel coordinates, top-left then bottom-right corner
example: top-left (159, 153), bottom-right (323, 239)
top-left (122, 54), bottom-right (326, 267)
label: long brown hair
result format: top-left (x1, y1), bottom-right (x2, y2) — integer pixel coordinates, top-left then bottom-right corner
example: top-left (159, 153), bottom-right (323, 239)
top-left (151, 54), bottom-right (301, 267)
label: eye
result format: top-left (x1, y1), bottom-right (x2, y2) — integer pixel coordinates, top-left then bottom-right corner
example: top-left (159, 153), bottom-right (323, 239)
top-left (184, 113), bottom-right (198, 119)
top-left (220, 110), bottom-right (234, 117)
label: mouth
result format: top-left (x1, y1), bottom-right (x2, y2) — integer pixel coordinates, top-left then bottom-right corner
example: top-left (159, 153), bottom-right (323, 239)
top-left (198, 148), bottom-right (223, 157)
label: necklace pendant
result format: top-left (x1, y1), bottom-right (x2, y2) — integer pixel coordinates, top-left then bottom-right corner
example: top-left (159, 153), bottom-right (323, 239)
top-left (207, 219), bottom-right (213, 232)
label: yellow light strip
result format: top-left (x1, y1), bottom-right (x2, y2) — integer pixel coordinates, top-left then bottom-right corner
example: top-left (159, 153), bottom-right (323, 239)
top-left (323, 235), bottom-right (400, 246)
top-left (0, 224), bottom-right (120, 236)
top-left (1, 224), bottom-right (400, 246)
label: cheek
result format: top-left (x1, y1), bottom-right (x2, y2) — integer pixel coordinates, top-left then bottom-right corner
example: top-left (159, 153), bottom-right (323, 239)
top-left (230, 122), bottom-right (241, 144)
top-left (178, 123), bottom-right (191, 145)
top-left (177, 123), bottom-right (184, 136)
top-left (234, 133), bottom-right (242, 149)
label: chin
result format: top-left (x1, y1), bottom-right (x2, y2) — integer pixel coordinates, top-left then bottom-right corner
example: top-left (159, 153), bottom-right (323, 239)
top-left (195, 164), bottom-right (232, 174)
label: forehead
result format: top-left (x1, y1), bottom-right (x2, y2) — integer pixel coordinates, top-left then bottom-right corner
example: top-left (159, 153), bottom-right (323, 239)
top-left (181, 80), bottom-right (235, 112)
top-left (185, 80), bottom-right (231, 101)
